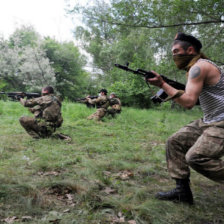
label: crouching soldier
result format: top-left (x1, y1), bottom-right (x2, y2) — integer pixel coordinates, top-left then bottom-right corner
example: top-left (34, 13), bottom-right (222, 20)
top-left (86, 89), bottom-right (110, 121)
top-left (19, 86), bottom-right (69, 140)
top-left (107, 92), bottom-right (122, 118)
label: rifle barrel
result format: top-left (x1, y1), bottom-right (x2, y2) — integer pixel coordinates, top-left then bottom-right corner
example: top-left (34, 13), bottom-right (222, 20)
top-left (115, 64), bottom-right (139, 74)
top-left (0, 92), bottom-right (41, 101)
top-left (115, 63), bottom-right (185, 90)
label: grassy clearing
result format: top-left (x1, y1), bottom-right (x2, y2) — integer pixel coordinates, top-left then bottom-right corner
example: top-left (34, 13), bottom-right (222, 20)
top-left (0, 100), bottom-right (223, 224)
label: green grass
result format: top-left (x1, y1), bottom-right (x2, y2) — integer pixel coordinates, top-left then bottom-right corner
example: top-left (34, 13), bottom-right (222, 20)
top-left (0, 100), bottom-right (223, 223)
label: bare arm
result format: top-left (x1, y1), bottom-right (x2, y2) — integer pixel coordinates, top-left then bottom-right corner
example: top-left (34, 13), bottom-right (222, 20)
top-left (173, 65), bottom-right (204, 108)
top-left (148, 63), bottom-right (206, 109)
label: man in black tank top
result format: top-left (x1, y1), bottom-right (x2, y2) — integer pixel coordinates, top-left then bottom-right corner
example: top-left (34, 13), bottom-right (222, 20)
top-left (145, 33), bottom-right (224, 205)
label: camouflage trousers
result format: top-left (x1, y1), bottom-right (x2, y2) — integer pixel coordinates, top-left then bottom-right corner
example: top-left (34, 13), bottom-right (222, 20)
top-left (107, 108), bottom-right (121, 118)
top-left (19, 116), bottom-right (56, 139)
top-left (166, 118), bottom-right (224, 183)
top-left (87, 108), bottom-right (107, 121)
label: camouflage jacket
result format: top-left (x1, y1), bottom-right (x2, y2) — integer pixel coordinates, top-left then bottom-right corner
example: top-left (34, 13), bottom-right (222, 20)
top-left (21, 94), bottom-right (63, 127)
top-left (87, 95), bottom-right (110, 109)
top-left (109, 97), bottom-right (122, 111)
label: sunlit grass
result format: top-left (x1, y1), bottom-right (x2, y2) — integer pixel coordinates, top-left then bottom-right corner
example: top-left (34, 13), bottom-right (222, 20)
top-left (0, 100), bottom-right (223, 223)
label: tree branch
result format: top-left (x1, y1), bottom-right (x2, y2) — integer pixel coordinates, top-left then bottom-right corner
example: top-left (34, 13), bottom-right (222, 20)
top-left (102, 19), bottom-right (224, 29)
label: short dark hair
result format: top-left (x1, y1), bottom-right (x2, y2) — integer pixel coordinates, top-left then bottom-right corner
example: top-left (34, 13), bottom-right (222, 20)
top-left (43, 86), bottom-right (54, 94)
top-left (99, 89), bottom-right (107, 95)
top-left (173, 32), bottom-right (202, 53)
top-left (173, 40), bottom-right (192, 51)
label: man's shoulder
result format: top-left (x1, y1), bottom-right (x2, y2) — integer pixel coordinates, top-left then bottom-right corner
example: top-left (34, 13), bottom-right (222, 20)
top-left (43, 94), bottom-right (57, 98)
top-left (190, 60), bottom-right (214, 75)
top-left (110, 97), bottom-right (119, 103)
top-left (41, 94), bottom-right (56, 103)
top-left (99, 95), bottom-right (108, 100)
top-left (194, 59), bottom-right (218, 70)
top-left (190, 59), bottom-right (221, 86)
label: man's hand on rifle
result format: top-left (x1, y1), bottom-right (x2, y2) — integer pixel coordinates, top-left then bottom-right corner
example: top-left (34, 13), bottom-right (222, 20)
top-left (146, 71), bottom-right (165, 88)
top-left (15, 92), bottom-right (25, 100)
top-left (20, 98), bottom-right (26, 106)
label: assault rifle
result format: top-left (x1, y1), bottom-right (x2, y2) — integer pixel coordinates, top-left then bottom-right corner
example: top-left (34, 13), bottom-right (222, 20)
top-left (75, 95), bottom-right (98, 108)
top-left (0, 92), bottom-right (41, 101)
top-left (114, 63), bottom-right (185, 104)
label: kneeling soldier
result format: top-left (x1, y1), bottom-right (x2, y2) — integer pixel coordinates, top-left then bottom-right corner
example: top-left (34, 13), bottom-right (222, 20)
top-left (86, 89), bottom-right (110, 121)
top-left (107, 92), bottom-right (122, 118)
top-left (19, 86), bottom-right (64, 139)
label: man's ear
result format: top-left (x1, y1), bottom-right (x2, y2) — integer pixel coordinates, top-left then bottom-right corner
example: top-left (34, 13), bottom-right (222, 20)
top-left (187, 46), bottom-right (196, 54)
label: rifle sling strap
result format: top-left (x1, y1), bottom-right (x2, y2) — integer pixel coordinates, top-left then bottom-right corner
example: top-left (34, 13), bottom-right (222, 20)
top-left (164, 90), bottom-right (185, 102)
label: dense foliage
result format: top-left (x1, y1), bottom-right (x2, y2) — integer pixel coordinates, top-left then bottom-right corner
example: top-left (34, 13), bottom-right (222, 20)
top-left (0, 25), bottom-right (90, 100)
top-left (0, 1), bottom-right (223, 107)
top-left (43, 38), bottom-right (89, 100)
top-left (67, 0), bottom-right (224, 107)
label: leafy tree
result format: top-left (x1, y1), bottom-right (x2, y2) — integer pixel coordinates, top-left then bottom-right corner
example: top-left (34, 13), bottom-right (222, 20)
top-left (0, 25), bottom-right (90, 100)
top-left (9, 25), bottom-right (40, 48)
top-left (19, 41), bottom-right (56, 91)
top-left (0, 36), bottom-right (22, 90)
top-left (43, 38), bottom-right (90, 100)
top-left (67, 0), bottom-right (224, 107)
top-left (0, 26), bottom-right (56, 92)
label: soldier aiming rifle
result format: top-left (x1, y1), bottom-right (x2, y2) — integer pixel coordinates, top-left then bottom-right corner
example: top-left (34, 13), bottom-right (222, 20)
top-left (107, 92), bottom-right (122, 118)
top-left (146, 32), bottom-right (224, 205)
top-left (19, 86), bottom-right (70, 141)
top-left (75, 95), bottom-right (98, 108)
top-left (86, 89), bottom-right (110, 121)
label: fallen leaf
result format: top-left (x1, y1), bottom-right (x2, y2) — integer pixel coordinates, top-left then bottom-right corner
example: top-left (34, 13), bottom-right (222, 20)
top-left (3, 216), bottom-right (18, 223)
top-left (113, 170), bottom-right (134, 180)
top-left (49, 218), bottom-right (61, 223)
top-left (103, 171), bottom-right (112, 176)
top-left (103, 187), bottom-right (116, 195)
top-left (63, 209), bottom-right (70, 213)
top-left (118, 212), bottom-right (122, 217)
top-left (21, 216), bottom-right (32, 221)
top-left (65, 193), bottom-right (73, 201)
top-left (37, 171), bottom-right (60, 176)
top-left (128, 220), bottom-right (136, 224)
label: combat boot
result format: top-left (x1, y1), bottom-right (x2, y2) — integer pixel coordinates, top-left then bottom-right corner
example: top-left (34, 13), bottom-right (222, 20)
top-left (155, 179), bottom-right (193, 205)
top-left (53, 133), bottom-right (72, 141)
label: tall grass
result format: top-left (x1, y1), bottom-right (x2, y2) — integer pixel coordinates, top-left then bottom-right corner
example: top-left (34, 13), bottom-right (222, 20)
top-left (0, 100), bottom-right (223, 223)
